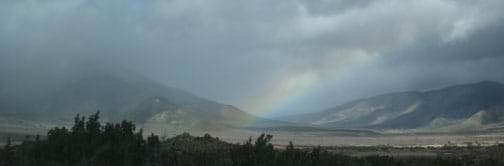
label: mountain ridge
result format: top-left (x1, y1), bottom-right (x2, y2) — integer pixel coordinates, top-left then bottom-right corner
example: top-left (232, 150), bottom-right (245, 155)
top-left (0, 68), bottom-right (262, 132)
top-left (0, 68), bottom-right (371, 136)
top-left (282, 81), bottom-right (504, 132)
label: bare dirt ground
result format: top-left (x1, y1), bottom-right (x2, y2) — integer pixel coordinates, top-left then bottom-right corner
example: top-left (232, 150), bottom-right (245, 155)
top-left (2, 127), bottom-right (504, 159)
top-left (3, 124), bottom-right (504, 149)
top-left (144, 128), bottom-right (504, 148)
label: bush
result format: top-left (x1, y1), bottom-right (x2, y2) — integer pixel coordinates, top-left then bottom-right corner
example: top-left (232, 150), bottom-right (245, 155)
top-left (1, 111), bottom-right (503, 166)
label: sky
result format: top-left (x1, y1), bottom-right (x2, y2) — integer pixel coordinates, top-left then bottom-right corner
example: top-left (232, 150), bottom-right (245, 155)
top-left (1, 0), bottom-right (504, 117)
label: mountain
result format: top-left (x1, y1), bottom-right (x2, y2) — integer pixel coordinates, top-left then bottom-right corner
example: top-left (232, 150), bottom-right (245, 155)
top-left (0, 67), bottom-right (375, 137)
top-left (283, 81), bottom-right (504, 132)
top-left (0, 68), bottom-right (279, 134)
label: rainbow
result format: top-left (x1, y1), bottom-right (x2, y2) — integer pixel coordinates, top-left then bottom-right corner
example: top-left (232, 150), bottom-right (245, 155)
top-left (243, 71), bottom-right (319, 117)
top-left (241, 50), bottom-right (375, 119)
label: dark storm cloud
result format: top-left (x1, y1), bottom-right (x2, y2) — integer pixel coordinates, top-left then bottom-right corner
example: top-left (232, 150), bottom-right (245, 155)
top-left (387, 21), bottom-right (504, 64)
top-left (1, 0), bottom-right (503, 116)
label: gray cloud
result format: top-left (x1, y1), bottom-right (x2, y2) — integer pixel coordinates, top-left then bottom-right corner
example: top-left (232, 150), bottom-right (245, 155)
top-left (1, 0), bottom-right (503, 117)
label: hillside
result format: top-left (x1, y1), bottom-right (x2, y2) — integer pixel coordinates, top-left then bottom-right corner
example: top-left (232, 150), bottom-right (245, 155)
top-left (283, 81), bottom-right (504, 132)
top-left (0, 68), bottom-right (276, 133)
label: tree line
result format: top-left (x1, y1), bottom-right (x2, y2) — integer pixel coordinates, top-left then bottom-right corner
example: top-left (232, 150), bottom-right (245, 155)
top-left (0, 111), bottom-right (503, 166)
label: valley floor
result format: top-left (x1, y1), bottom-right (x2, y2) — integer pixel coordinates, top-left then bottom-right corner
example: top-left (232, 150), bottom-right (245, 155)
top-left (139, 129), bottom-right (504, 148)
top-left (3, 128), bottom-right (504, 148)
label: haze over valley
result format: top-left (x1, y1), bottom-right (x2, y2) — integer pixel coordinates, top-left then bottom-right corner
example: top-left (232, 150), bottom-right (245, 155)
top-left (4, 1), bottom-right (504, 166)
top-left (1, 0), bottom-right (504, 156)
top-left (1, 66), bottom-right (504, 146)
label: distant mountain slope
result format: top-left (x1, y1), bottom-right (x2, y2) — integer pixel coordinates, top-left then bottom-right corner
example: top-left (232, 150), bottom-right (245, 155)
top-left (283, 81), bottom-right (504, 132)
top-left (0, 68), bottom-right (375, 136)
top-left (0, 68), bottom-right (274, 132)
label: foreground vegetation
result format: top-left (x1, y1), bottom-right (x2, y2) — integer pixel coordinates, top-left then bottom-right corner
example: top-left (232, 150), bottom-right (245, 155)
top-left (1, 112), bottom-right (503, 166)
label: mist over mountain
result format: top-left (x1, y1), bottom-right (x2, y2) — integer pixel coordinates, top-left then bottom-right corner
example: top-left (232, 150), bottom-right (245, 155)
top-left (0, 66), bottom-right (267, 133)
top-left (0, 65), bottom-right (378, 137)
top-left (3, 2), bottom-right (504, 166)
top-left (1, 0), bottom-right (504, 142)
top-left (2, 0), bottom-right (504, 116)
top-left (283, 81), bottom-right (504, 132)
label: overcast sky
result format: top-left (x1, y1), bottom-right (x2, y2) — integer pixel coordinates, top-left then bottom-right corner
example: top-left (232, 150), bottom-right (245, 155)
top-left (1, 0), bottom-right (504, 117)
